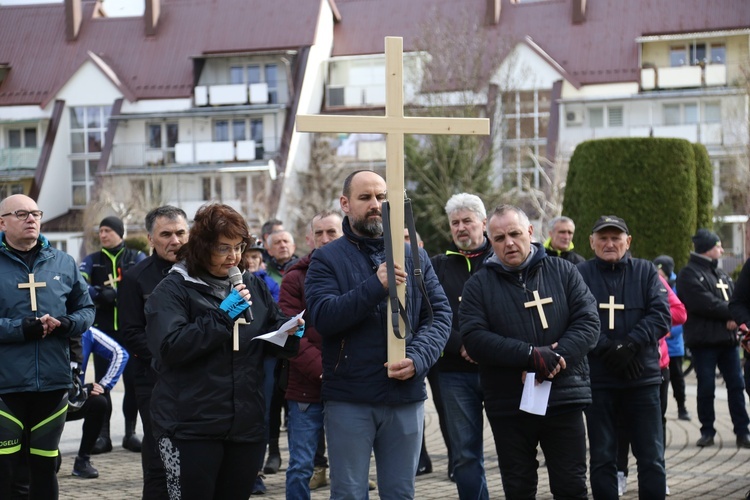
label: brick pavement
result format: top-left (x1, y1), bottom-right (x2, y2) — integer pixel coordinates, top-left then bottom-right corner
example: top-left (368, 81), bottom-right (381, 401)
top-left (58, 373), bottom-right (750, 499)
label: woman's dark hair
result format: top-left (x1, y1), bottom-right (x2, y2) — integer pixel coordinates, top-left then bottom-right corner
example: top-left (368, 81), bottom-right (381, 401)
top-left (177, 203), bottom-right (250, 276)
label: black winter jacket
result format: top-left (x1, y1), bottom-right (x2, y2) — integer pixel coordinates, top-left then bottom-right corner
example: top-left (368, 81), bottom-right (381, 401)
top-left (677, 253), bottom-right (737, 349)
top-left (119, 254), bottom-right (174, 385)
top-left (305, 217), bottom-right (451, 405)
top-left (729, 258), bottom-right (750, 327)
top-left (577, 256), bottom-right (671, 388)
top-left (459, 244), bottom-right (599, 418)
top-left (145, 264), bottom-right (299, 442)
top-left (430, 238), bottom-right (493, 372)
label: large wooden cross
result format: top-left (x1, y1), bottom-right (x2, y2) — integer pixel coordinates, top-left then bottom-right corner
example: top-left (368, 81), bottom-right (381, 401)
top-left (18, 273), bottom-right (46, 312)
top-left (297, 37), bottom-right (489, 365)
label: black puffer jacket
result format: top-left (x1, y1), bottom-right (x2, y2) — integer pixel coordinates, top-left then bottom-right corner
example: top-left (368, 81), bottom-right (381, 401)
top-left (677, 253), bottom-right (737, 349)
top-left (577, 255), bottom-right (671, 388)
top-left (145, 264), bottom-right (299, 442)
top-left (460, 244), bottom-right (600, 418)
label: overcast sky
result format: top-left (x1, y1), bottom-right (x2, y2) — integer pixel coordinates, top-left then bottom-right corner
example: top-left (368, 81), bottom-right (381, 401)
top-left (0, 0), bottom-right (144, 16)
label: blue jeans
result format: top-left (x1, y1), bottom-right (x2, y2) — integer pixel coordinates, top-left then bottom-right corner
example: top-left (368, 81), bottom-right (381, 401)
top-left (587, 384), bottom-right (665, 500)
top-left (438, 371), bottom-right (488, 500)
top-left (325, 400), bottom-right (423, 500)
top-left (692, 345), bottom-right (750, 437)
top-left (285, 401), bottom-right (324, 500)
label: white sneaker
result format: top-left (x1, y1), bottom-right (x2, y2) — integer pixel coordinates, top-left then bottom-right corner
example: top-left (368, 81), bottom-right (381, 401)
top-left (617, 471), bottom-right (627, 497)
top-left (666, 483), bottom-right (671, 496)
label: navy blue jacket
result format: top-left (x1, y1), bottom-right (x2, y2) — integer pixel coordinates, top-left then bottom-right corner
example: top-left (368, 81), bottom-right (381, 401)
top-left (577, 255), bottom-right (671, 388)
top-left (304, 218), bottom-right (451, 405)
top-left (460, 244), bottom-right (599, 417)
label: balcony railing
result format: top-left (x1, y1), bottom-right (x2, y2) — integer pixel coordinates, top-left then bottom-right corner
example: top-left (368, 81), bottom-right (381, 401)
top-left (111, 142), bottom-right (268, 169)
top-left (195, 83), bottom-right (281, 106)
top-left (641, 64), bottom-right (727, 90)
top-left (0, 147), bottom-right (40, 170)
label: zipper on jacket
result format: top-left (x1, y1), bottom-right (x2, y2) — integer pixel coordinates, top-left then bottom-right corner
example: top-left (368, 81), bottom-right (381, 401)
top-left (334, 339), bottom-right (346, 373)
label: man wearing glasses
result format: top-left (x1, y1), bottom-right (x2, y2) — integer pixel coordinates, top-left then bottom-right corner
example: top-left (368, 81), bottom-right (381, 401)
top-left (0, 194), bottom-right (94, 498)
top-left (79, 215), bottom-right (146, 454)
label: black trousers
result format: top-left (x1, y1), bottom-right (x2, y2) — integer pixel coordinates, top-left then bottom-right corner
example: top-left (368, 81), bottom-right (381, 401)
top-left (65, 393), bottom-right (108, 458)
top-left (668, 356), bottom-right (687, 409)
top-left (157, 437), bottom-right (264, 500)
top-left (489, 408), bottom-right (588, 500)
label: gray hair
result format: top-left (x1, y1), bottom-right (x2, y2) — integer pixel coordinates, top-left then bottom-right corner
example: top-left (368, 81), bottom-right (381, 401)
top-left (444, 193), bottom-right (486, 220)
top-left (145, 206), bottom-right (188, 234)
top-left (267, 230), bottom-right (294, 247)
top-left (548, 216), bottom-right (575, 232)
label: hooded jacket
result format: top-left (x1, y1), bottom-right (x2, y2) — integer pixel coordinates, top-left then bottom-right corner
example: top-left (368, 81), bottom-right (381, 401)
top-left (577, 255), bottom-right (671, 388)
top-left (145, 263), bottom-right (299, 442)
top-left (459, 243), bottom-right (599, 418)
top-left (0, 234), bottom-right (95, 393)
top-left (543, 238), bottom-right (585, 265)
top-left (677, 252), bottom-right (737, 349)
top-left (304, 217), bottom-right (451, 405)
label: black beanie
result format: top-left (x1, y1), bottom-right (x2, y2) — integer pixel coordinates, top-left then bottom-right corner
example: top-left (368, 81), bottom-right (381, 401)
top-left (100, 216), bottom-right (125, 239)
top-left (692, 228), bottom-right (720, 254)
top-left (653, 255), bottom-right (675, 278)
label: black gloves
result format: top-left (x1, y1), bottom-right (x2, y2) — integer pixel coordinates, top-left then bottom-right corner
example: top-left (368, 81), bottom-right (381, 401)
top-left (97, 286), bottom-right (117, 306)
top-left (601, 341), bottom-right (639, 373)
top-left (527, 346), bottom-right (561, 382)
top-left (624, 358), bottom-right (644, 380)
top-left (22, 317), bottom-right (44, 341)
top-left (57, 317), bottom-right (73, 336)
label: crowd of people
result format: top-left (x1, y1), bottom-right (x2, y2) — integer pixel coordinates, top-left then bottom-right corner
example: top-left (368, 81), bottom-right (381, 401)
top-left (2, 171), bottom-right (750, 499)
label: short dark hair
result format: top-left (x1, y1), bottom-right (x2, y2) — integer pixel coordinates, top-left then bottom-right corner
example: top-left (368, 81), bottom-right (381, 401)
top-left (261, 218), bottom-right (283, 239)
top-left (145, 206), bottom-right (188, 234)
top-left (177, 203), bottom-right (250, 276)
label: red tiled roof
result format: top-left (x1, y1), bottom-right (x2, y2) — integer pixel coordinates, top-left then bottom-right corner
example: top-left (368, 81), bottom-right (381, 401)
top-left (332, 0), bottom-right (750, 86)
top-left (0, 0), bottom-right (323, 106)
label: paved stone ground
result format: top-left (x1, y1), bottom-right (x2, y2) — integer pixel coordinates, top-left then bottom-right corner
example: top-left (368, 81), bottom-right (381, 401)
top-left (57, 372), bottom-right (750, 499)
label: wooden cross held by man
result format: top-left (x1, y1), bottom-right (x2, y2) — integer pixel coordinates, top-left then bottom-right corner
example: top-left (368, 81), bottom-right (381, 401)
top-left (296, 36), bottom-right (489, 365)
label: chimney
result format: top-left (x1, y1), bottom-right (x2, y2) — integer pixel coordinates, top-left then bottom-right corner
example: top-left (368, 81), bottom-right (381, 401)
top-left (65, 0), bottom-right (82, 41)
top-left (572, 0), bottom-right (587, 24)
top-left (486, 0), bottom-right (501, 26)
top-left (145, 0), bottom-right (161, 37)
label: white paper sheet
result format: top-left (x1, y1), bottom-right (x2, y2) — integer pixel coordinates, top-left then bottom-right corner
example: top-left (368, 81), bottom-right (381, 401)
top-left (519, 372), bottom-right (552, 416)
top-left (252, 310), bottom-right (305, 347)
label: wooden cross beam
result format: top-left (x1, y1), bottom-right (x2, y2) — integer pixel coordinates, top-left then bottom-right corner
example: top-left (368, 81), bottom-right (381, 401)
top-left (103, 273), bottom-right (119, 288)
top-left (233, 318), bottom-right (248, 351)
top-left (524, 290), bottom-right (553, 329)
top-left (18, 273), bottom-right (47, 312)
top-left (599, 295), bottom-right (624, 330)
top-left (297, 36), bottom-right (489, 365)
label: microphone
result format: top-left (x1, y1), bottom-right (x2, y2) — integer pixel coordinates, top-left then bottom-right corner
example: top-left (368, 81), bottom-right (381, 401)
top-left (228, 266), bottom-right (254, 322)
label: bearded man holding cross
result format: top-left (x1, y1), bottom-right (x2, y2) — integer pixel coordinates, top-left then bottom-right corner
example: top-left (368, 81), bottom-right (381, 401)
top-left (677, 228), bottom-right (750, 449)
top-left (577, 215), bottom-right (671, 499)
top-left (0, 194), bottom-right (94, 498)
top-left (459, 204), bottom-right (599, 499)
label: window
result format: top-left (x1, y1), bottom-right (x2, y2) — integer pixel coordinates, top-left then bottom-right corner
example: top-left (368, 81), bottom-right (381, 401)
top-left (607, 107), bottom-right (623, 127)
top-left (7, 128), bottom-right (36, 149)
top-left (664, 104), bottom-right (680, 125)
top-left (70, 106), bottom-right (110, 207)
top-left (212, 118), bottom-right (264, 158)
top-left (201, 177), bottom-right (222, 201)
top-left (0, 184), bottom-right (24, 198)
top-left (499, 89), bottom-right (551, 190)
top-left (670, 42), bottom-right (725, 66)
top-left (147, 122), bottom-right (178, 164)
top-left (684, 103), bottom-right (698, 124)
top-left (704, 102), bottom-right (721, 123)
top-left (228, 62), bottom-right (282, 103)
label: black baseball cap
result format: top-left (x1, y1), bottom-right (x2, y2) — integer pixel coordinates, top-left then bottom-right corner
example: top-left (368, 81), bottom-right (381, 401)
top-left (591, 215), bottom-right (629, 234)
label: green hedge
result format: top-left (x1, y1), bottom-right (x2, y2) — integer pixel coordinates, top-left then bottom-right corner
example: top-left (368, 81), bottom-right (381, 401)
top-left (693, 143), bottom-right (714, 230)
top-left (563, 138), bottom-right (700, 269)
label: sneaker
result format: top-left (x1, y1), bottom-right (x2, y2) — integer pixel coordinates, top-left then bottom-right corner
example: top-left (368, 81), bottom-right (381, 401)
top-left (251, 474), bottom-right (266, 495)
top-left (72, 456), bottom-right (99, 479)
top-left (309, 466), bottom-right (328, 490)
top-left (666, 483), bottom-right (671, 496)
top-left (617, 471), bottom-right (627, 496)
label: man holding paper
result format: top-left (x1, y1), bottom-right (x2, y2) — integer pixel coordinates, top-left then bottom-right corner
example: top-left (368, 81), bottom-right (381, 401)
top-left (459, 205), bottom-right (599, 499)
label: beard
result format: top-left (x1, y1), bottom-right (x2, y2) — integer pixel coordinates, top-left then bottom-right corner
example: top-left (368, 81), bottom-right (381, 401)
top-left (351, 211), bottom-right (383, 238)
